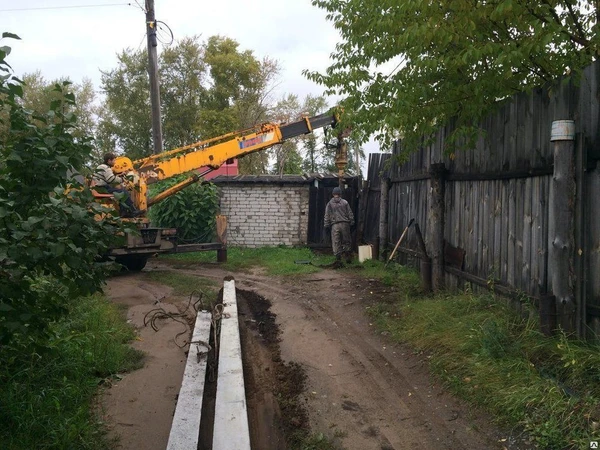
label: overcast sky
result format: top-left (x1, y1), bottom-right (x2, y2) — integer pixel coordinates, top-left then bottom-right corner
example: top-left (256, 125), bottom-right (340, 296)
top-left (0, 0), bottom-right (378, 172)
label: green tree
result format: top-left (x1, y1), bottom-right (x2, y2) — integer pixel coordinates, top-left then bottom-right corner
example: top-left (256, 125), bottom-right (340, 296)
top-left (306, 0), bottom-right (600, 152)
top-left (160, 36), bottom-right (208, 149)
top-left (98, 50), bottom-right (152, 160)
top-left (98, 35), bottom-right (280, 170)
top-left (0, 34), bottom-right (127, 348)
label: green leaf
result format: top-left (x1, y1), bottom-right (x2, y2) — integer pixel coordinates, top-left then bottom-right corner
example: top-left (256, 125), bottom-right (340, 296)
top-left (2, 32), bottom-right (21, 40)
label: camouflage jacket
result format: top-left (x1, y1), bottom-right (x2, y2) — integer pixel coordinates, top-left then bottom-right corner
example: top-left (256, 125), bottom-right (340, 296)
top-left (324, 197), bottom-right (354, 228)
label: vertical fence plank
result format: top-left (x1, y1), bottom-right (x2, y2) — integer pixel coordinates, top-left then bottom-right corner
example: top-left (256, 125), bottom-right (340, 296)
top-left (508, 180), bottom-right (516, 288)
top-left (522, 178), bottom-right (533, 296)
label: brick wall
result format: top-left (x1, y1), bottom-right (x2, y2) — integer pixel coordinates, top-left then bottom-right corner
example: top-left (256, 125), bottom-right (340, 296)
top-left (218, 183), bottom-right (310, 248)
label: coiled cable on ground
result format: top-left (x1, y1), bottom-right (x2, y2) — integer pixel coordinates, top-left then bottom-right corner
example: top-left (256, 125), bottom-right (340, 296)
top-left (143, 289), bottom-right (213, 348)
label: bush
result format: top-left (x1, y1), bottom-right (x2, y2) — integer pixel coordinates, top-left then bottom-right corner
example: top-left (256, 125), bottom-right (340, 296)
top-left (148, 174), bottom-right (218, 243)
top-left (0, 33), bottom-right (127, 349)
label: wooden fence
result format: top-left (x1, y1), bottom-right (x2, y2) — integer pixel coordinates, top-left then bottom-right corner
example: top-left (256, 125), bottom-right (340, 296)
top-left (361, 60), bottom-right (600, 339)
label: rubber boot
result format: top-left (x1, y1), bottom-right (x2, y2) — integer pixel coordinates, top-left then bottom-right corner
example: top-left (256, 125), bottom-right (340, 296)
top-left (345, 252), bottom-right (352, 264)
top-left (333, 254), bottom-right (343, 268)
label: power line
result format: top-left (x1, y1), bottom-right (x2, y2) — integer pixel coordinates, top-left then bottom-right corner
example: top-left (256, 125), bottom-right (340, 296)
top-left (0, 3), bottom-right (135, 12)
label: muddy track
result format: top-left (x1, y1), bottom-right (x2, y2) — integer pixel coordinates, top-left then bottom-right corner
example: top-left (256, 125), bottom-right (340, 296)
top-left (146, 260), bottom-right (531, 450)
top-left (148, 262), bottom-right (521, 450)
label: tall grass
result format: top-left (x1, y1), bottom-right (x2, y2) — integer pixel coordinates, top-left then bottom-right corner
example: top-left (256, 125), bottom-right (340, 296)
top-left (0, 294), bottom-right (144, 450)
top-left (368, 278), bottom-right (600, 449)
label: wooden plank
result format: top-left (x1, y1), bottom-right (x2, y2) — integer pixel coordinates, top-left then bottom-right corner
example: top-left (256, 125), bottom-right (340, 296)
top-left (530, 89), bottom-right (544, 168)
top-left (489, 180), bottom-right (497, 279)
top-left (530, 177), bottom-right (540, 296)
top-left (494, 104), bottom-right (506, 174)
top-left (522, 177), bottom-right (532, 294)
top-left (507, 179), bottom-right (516, 288)
top-left (493, 180), bottom-right (502, 280)
top-left (477, 181), bottom-right (485, 276)
top-left (500, 182), bottom-right (508, 284)
top-left (167, 311), bottom-right (212, 450)
top-left (540, 176), bottom-right (550, 294)
top-left (586, 168), bottom-right (600, 309)
top-left (515, 178), bottom-right (524, 290)
top-left (467, 181), bottom-right (475, 274)
top-left (506, 98), bottom-right (519, 172)
top-left (213, 279), bottom-right (251, 450)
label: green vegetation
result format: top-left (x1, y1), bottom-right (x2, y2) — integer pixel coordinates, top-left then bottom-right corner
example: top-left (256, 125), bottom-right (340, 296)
top-left (164, 246), bottom-right (338, 275)
top-left (0, 34), bottom-right (130, 349)
top-left (308, 0), bottom-right (600, 151)
top-left (148, 177), bottom-right (219, 243)
top-left (0, 36), bottom-right (137, 450)
top-left (289, 431), bottom-right (340, 450)
top-left (0, 294), bottom-right (143, 450)
top-left (141, 270), bottom-right (218, 298)
top-left (366, 267), bottom-right (600, 450)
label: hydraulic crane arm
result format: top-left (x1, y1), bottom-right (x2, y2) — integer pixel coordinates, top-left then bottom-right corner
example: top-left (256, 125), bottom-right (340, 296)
top-left (113, 111), bottom-right (338, 207)
top-left (116, 112), bottom-right (337, 181)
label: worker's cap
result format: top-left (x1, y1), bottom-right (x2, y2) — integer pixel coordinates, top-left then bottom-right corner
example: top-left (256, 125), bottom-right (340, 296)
top-left (332, 187), bottom-right (342, 195)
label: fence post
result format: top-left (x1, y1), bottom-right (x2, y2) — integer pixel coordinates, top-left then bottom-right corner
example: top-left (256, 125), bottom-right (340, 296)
top-left (548, 120), bottom-right (576, 335)
top-left (378, 178), bottom-right (389, 261)
top-left (429, 163), bottom-right (446, 290)
top-left (357, 180), bottom-right (369, 245)
top-left (216, 215), bottom-right (228, 263)
top-left (414, 223), bottom-right (432, 293)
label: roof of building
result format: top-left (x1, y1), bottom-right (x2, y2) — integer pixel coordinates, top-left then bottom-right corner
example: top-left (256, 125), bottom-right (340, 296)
top-left (210, 173), bottom-right (357, 185)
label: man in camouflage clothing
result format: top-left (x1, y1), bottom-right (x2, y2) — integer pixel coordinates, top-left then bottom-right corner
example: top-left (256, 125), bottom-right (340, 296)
top-left (324, 186), bottom-right (354, 264)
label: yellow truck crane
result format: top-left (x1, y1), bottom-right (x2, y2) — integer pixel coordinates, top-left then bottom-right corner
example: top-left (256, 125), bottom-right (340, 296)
top-left (93, 111), bottom-right (339, 271)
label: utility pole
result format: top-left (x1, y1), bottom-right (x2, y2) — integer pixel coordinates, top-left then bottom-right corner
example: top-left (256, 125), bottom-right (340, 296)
top-left (145, 0), bottom-right (163, 154)
top-left (335, 132), bottom-right (348, 188)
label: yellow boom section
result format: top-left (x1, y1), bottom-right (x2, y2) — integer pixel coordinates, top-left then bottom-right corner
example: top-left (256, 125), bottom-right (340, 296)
top-left (135, 123), bottom-right (283, 182)
top-left (111, 112), bottom-right (338, 211)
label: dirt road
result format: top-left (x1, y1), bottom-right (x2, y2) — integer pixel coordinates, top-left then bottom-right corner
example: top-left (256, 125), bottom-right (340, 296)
top-left (102, 259), bottom-right (524, 450)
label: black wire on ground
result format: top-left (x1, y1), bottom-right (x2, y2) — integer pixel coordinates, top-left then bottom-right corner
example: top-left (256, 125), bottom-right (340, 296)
top-left (142, 289), bottom-right (213, 348)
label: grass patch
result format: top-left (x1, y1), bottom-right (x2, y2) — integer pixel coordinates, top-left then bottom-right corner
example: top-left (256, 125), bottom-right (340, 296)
top-left (164, 246), bottom-right (337, 276)
top-left (358, 259), bottom-right (422, 293)
top-left (142, 270), bottom-right (218, 298)
top-left (0, 293), bottom-right (144, 450)
top-left (365, 267), bottom-right (600, 450)
top-left (289, 431), bottom-right (340, 450)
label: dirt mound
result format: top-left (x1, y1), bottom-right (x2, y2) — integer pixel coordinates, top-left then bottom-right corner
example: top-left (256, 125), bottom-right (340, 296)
top-left (237, 289), bottom-right (309, 450)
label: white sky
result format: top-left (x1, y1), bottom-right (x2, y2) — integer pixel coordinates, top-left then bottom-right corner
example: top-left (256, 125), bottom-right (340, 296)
top-left (0, 0), bottom-right (379, 174)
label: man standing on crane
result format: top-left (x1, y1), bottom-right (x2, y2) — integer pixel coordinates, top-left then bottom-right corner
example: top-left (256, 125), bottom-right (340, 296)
top-left (92, 153), bottom-right (143, 218)
top-left (324, 186), bottom-right (354, 264)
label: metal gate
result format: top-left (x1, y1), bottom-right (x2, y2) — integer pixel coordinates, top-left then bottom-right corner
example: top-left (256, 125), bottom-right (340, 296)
top-left (306, 175), bottom-right (360, 248)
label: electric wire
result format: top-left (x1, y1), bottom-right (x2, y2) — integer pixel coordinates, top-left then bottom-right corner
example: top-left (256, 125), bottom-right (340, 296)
top-left (132, 0), bottom-right (146, 13)
top-left (0, 3), bottom-right (136, 12)
top-left (155, 20), bottom-right (174, 46)
top-left (142, 288), bottom-right (212, 348)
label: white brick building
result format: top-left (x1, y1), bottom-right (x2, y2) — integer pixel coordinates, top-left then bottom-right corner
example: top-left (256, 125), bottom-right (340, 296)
top-left (212, 175), bottom-right (311, 248)
top-left (211, 174), bottom-right (359, 248)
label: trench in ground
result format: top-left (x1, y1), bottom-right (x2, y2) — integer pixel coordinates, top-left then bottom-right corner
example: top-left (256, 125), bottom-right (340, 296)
top-left (196, 288), bottom-right (309, 450)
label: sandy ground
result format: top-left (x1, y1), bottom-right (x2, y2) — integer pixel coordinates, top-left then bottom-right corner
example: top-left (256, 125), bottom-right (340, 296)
top-left (101, 258), bottom-right (533, 450)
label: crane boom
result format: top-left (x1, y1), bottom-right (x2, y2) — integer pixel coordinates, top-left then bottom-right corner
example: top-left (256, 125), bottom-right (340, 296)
top-left (112, 111), bottom-right (338, 209)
